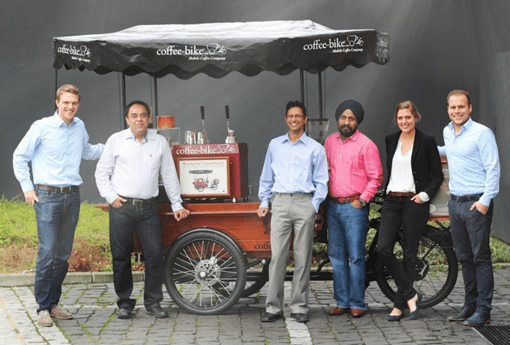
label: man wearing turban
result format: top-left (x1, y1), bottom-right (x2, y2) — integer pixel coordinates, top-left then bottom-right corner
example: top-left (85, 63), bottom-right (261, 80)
top-left (324, 100), bottom-right (383, 318)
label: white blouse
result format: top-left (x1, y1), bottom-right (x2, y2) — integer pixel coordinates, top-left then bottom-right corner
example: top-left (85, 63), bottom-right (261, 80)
top-left (386, 141), bottom-right (429, 202)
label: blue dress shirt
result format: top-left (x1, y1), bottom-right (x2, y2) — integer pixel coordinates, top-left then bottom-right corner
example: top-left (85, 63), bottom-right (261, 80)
top-left (258, 132), bottom-right (329, 213)
top-left (13, 111), bottom-right (104, 193)
top-left (438, 118), bottom-right (500, 207)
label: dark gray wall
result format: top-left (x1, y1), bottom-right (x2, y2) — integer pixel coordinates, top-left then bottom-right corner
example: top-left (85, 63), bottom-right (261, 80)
top-left (2, 1), bottom-right (509, 238)
top-left (478, 1), bottom-right (510, 242)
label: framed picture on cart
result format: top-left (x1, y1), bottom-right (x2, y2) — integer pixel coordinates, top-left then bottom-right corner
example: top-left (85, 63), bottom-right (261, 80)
top-left (176, 156), bottom-right (231, 198)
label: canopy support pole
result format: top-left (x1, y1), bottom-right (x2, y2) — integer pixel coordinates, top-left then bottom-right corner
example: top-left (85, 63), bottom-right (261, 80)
top-left (318, 72), bottom-right (323, 119)
top-left (54, 69), bottom-right (58, 111)
top-left (121, 72), bottom-right (127, 129)
top-left (152, 73), bottom-right (159, 125)
top-left (300, 69), bottom-right (305, 104)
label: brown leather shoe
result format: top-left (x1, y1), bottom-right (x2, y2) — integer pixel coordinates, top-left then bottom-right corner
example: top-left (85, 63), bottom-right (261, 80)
top-left (350, 308), bottom-right (365, 318)
top-left (329, 307), bottom-right (347, 315)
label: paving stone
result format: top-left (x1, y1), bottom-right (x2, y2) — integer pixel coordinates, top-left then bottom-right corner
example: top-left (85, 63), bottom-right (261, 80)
top-left (3, 269), bottom-right (510, 344)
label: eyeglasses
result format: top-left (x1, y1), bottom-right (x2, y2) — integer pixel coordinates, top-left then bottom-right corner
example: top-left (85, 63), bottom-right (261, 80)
top-left (287, 114), bottom-right (305, 119)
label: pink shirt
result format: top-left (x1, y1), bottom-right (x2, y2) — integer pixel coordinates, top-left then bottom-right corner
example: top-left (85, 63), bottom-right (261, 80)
top-left (324, 130), bottom-right (383, 202)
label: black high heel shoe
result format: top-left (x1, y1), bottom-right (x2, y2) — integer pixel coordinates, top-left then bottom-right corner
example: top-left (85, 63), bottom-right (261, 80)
top-left (408, 292), bottom-right (422, 320)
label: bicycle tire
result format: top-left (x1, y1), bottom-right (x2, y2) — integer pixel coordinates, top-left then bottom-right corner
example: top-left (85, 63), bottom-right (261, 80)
top-left (375, 225), bottom-right (458, 309)
top-left (242, 260), bottom-right (269, 297)
top-left (164, 229), bottom-right (246, 314)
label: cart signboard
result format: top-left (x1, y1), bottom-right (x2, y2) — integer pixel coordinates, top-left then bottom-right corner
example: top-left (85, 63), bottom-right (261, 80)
top-left (173, 143), bottom-right (249, 199)
top-left (177, 157), bottom-right (230, 197)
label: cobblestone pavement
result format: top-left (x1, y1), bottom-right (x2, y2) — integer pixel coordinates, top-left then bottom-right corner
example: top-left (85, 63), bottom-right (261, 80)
top-left (2, 267), bottom-right (510, 344)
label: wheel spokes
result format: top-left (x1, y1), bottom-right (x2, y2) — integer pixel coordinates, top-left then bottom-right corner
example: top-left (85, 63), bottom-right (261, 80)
top-left (173, 240), bottom-right (239, 308)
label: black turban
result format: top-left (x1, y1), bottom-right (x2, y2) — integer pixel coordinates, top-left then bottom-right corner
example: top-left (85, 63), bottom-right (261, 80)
top-left (335, 100), bottom-right (364, 125)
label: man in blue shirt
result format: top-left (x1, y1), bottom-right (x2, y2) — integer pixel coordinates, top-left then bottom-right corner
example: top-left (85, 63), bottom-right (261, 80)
top-left (257, 100), bottom-right (329, 323)
top-left (13, 84), bottom-right (104, 327)
top-left (438, 90), bottom-right (500, 327)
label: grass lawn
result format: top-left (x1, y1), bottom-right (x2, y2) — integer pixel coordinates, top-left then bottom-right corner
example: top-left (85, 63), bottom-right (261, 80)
top-left (1, 196), bottom-right (113, 273)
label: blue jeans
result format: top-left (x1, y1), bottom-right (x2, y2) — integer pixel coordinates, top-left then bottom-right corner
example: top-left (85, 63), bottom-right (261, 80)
top-left (109, 203), bottom-right (164, 310)
top-left (34, 187), bottom-right (80, 313)
top-left (328, 201), bottom-right (369, 310)
top-left (377, 195), bottom-right (429, 311)
top-left (449, 198), bottom-right (494, 315)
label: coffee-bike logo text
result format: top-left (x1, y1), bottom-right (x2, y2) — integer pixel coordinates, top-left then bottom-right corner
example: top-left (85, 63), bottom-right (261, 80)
top-left (303, 35), bottom-right (364, 53)
top-left (57, 44), bottom-right (91, 63)
top-left (157, 43), bottom-right (227, 61)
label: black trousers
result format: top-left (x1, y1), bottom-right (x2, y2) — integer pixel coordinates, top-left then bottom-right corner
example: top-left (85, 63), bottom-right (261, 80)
top-left (377, 195), bottom-right (429, 311)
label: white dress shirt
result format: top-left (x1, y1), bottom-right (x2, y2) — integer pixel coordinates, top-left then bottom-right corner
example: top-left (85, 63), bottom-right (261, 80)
top-left (95, 128), bottom-right (183, 211)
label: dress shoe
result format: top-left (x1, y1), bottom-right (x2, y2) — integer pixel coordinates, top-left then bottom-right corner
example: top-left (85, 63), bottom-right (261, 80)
top-left (146, 304), bottom-right (169, 318)
top-left (290, 313), bottom-right (309, 323)
top-left (463, 312), bottom-right (491, 327)
top-left (329, 307), bottom-right (347, 316)
top-left (408, 292), bottom-right (422, 320)
top-left (117, 307), bottom-right (134, 319)
top-left (350, 308), bottom-right (365, 318)
top-left (261, 312), bottom-right (281, 322)
top-left (446, 308), bottom-right (475, 322)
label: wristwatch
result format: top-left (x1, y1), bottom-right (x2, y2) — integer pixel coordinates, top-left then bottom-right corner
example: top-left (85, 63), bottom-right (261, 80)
top-left (358, 198), bottom-right (367, 207)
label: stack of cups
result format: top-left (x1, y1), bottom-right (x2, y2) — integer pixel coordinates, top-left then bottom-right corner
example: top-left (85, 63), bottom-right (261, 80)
top-left (197, 132), bottom-right (207, 144)
top-left (185, 131), bottom-right (196, 145)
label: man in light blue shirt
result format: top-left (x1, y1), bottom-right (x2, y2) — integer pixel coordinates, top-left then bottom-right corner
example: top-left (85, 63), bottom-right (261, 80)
top-left (438, 90), bottom-right (500, 327)
top-left (12, 84), bottom-right (104, 327)
top-left (258, 100), bottom-right (328, 323)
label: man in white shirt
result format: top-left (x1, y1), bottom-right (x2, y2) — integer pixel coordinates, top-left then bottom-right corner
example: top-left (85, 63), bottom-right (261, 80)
top-left (95, 100), bottom-right (189, 319)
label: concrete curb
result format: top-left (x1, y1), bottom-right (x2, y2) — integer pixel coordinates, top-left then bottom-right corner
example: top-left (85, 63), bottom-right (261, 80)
top-left (2, 263), bottom-right (509, 287)
top-left (0, 271), bottom-right (145, 287)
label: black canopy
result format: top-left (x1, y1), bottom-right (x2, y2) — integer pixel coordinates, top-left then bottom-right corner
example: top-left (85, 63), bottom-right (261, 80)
top-left (53, 20), bottom-right (389, 79)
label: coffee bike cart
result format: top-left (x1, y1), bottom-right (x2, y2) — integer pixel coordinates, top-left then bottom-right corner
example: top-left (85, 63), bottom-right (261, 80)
top-left (53, 20), bottom-right (456, 315)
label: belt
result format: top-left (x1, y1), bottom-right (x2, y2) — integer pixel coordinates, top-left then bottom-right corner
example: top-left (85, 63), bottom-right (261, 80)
top-left (387, 192), bottom-right (417, 197)
top-left (36, 184), bottom-right (79, 193)
top-left (275, 192), bottom-right (312, 197)
top-left (450, 194), bottom-right (482, 202)
top-left (120, 196), bottom-right (158, 208)
top-left (332, 194), bottom-right (360, 203)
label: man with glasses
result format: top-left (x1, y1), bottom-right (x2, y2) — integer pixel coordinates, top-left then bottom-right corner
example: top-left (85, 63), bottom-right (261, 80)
top-left (257, 100), bottom-right (329, 323)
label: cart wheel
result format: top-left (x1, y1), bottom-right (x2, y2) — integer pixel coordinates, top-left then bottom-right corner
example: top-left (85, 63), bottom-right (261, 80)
top-left (211, 184), bottom-right (218, 190)
top-left (197, 186), bottom-right (204, 192)
top-left (242, 260), bottom-right (269, 297)
top-left (164, 230), bottom-right (247, 314)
